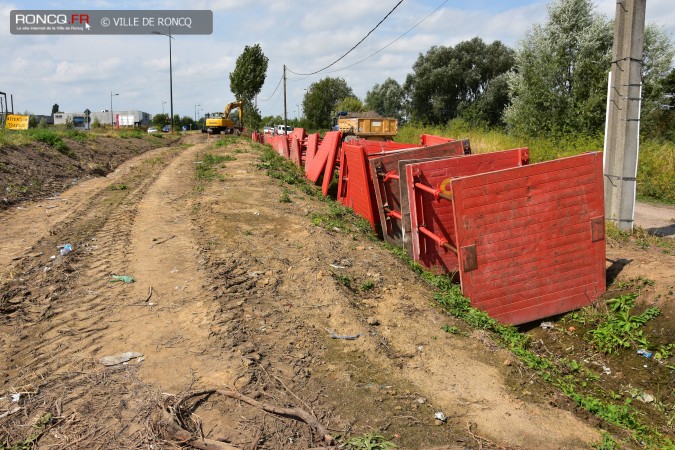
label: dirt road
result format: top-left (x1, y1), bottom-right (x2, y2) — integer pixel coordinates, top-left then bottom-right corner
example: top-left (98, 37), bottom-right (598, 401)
top-left (0, 135), bottom-right (642, 448)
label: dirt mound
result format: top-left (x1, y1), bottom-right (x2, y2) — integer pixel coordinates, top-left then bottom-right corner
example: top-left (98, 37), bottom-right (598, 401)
top-left (0, 132), bottom-right (174, 209)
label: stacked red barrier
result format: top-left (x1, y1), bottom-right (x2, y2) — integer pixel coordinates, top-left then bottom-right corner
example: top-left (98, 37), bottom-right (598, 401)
top-left (256, 131), bottom-right (606, 325)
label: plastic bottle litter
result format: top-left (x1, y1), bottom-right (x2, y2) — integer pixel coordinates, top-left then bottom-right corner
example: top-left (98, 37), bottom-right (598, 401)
top-left (540, 321), bottom-right (554, 330)
top-left (110, 274), bottom-right (135, 283)
top-left (99, 351), bottom-right (144, 366)
top-left (434, 412), bottom-right (447, 422)
top-left (637, 349), bottom-right (653, 358)
top-left (59, 244), bottom-right (73, 256)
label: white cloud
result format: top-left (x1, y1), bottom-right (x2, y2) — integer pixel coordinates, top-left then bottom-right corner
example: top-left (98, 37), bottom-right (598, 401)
top-left (0, 0), bottom-right (672, 119)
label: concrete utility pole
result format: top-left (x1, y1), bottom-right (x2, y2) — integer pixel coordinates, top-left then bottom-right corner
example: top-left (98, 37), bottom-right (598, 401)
top-left (604, 0), bottom-right (646, 232)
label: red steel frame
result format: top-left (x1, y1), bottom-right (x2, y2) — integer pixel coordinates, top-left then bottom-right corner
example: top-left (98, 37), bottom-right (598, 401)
top-left (370, 140), bottom-right (471, 246)
top-left (406, 148), bottom-right (530, 273)
top-left (451, 152), bottom-right (606, 325)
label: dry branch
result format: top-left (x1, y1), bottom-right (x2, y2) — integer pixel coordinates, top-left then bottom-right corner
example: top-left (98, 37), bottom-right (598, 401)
top-left (162, 389), bottom-right (334, 448)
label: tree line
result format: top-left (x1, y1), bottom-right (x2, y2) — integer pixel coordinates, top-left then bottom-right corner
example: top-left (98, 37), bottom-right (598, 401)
top-left (233, 0), bottom-right (673, 140)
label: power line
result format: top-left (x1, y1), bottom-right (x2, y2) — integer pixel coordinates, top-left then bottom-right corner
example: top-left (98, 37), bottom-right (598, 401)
top-left (259, 75), bottom-right (283, 102)
top-left (324, 0), bottom-right (449, 74)
top-left (287, 0), bottom-right (404, 76)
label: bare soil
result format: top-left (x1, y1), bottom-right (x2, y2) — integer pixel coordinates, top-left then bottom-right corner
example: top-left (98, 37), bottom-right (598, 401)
top-left (0, 134), bottom-right (673, 449)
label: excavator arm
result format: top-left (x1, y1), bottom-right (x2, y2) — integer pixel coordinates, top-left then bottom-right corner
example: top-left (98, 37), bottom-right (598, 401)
top-left (223, 101), bottom-right (243, 125)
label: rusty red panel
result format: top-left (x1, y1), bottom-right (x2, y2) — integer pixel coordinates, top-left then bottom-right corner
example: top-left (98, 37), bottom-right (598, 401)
top-left (305, 131), bottom-right (341, 183)
top-left (353, 139), bottom-right (418, 154)
top-left (370, 140), bottom-right (472, 247)
top-left (337, 144), bottom-right (350, 206)
top-left (420, 134), bottom-right (454, 146)
top-left (451, 152), bottom-right (606, 325)
top-left (292, 128), bottom-right (307, 141)
top-left (306, 134), bottom-right (319, 167)
top-left (339, 143), bottom-right (379, 228)
top-left (290, 136), bottom-right (302, 166)
top-left (322, 135), bottom-right (341, 196)
top-left (406, 148), bottom-right (529, 273)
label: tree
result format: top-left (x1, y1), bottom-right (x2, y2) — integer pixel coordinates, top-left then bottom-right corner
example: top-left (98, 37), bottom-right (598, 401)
top-left (229, 44), bottom-right (269, 128)
top-left (364, 78), bottom-right (405, 119)
top-left (334, 96), bottom-right (363, 115)
top-left (504, 0), bottom-right (674, 137)
top-left (404, 38), bottom-right (514, 126)
top-left (152, 113), bottom-right (169, 128)
top-left (51, 103), bottom-right (59, 115)
top-left (303, 77), bottom-right (354, 129)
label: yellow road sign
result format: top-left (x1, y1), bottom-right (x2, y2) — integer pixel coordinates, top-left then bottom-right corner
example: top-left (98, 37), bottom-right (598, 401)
top-left (5, 114), bottom-right (29, 130)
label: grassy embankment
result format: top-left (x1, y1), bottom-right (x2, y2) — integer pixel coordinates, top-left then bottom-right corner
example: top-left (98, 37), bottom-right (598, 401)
top-left (397, 121), bottom-right (675, 204)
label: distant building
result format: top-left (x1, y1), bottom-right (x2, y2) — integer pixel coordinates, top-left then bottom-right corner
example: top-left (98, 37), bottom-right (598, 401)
top-left (53, 110), bottom-right (151, 128)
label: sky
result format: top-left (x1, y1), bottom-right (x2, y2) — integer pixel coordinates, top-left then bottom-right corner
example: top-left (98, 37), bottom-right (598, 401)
top-left (0, 0), bottom-right (673, 120)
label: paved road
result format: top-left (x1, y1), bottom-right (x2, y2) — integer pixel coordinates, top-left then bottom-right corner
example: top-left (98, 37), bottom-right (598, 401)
top-left (634, 201), bottom-right (675, 238)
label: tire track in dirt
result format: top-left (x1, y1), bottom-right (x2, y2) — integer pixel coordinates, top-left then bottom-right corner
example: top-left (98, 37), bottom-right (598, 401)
top-left (0, 144), bottom-right (188, 447)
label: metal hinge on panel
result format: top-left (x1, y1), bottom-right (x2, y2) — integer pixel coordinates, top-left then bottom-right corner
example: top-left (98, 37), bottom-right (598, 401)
top-left (591, 216), bottom-right (605, 242)
top-left (461, 244), bottom-right (478, 272)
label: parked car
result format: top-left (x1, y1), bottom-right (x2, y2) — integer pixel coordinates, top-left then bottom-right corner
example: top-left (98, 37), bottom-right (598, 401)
top-left (162, 125), bottom-right (171, 132)
top-left (147, 127), bottom-right (158, 133)
top-left (263, 126), bottom-right (274, 135)
top-left (275, 124), bottom-right (293, 135)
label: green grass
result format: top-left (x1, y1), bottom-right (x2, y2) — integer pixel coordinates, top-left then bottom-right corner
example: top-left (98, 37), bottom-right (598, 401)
top-left (397, 120), bottom-right (675, 203)
top-left (119, 129), bottom-right (144, 139)
top-left (606, 222), bottom-right (675, 255)
top-left (195, 152), bottom-right (236, 181)
top-left (26, 129), bottom-right (75, 158)
top-left (342, 433), bottom-right (397, 449)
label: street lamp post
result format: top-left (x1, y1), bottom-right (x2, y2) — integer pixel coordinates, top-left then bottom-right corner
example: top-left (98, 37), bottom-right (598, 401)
top-left (110, 91), bottom-right (119, 127)
top-left (194, 103), bottom-right (200, 122)
top-left (152, 30), bottom-right (175, 132)
top-left (162, 100), bottom-right (166, 115)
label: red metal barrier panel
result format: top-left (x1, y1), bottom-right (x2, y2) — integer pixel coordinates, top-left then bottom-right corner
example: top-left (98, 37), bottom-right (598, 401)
top-left (305, 131), bottom-right (341, 184)
top-left (370, 140), bottom-right (472, 246)
top-left (322, 135), bottom-right (341, 196)
top-left (352, 139), bottom-right (418, 153)
top-left (290, 136), bottom-right (302, 166)
top-left (420, 134), bottom-right (454, 146)
top-left (292, 128), bottom-right (307, 141)
top-left (406, 148), bottom-right (529, 273)
top-left (338, 143), bottom-right (379, 228)
top-left (451, 152), bottom-right (605, 325)
top-left (264, 134), bottom-right (273, 145)
top-left (306, 134), bottom-right (319, 167)
top-left (398, 156), bottom-right (462, 255)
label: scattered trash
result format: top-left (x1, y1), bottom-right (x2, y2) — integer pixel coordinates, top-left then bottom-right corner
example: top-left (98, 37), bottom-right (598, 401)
top-left (637, 349), bottom-right (653, 358)
top-left (602, 366), bottom-right (612, 375)
top-left (568, 326), bottom-right (576, 332)
top-left (434, 412), bottom-right (447, 422)
top-left (329, 264), bottom-right (346, 269)
top-left (540, 321), bottom-right (554, 330)
top-left (10, 393), bottom-right (21, 403)
top-left (99, 351), bottom-right (144, 366)
top-left (638, 393), bottom-right (654, 403)
top-left (325, 328), bottom-right (362, 340)
top-left (50, 255), bottom-right (56, 260)
top-left (110, 274), bottom-right (135, 283)
top-left (415, 397), bottom-right (427, 404)
top-left (0, 406), bottom-right (22, 419)
top-left (59, 244), bottom-right (73, 256)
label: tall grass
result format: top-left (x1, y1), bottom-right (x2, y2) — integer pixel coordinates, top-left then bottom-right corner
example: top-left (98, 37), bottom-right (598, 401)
top-left (398, 120), bottom-right (674, 203)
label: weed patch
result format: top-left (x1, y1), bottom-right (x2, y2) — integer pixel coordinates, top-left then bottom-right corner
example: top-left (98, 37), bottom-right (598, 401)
top-left (195, 153), bottom-right (236, 181)
top-left (26, 129), bottom-right (75, 158)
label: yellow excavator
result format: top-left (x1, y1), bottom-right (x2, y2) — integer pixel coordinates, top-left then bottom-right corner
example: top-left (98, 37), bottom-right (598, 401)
top-left (204, 100), bottom-right (244, 134)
